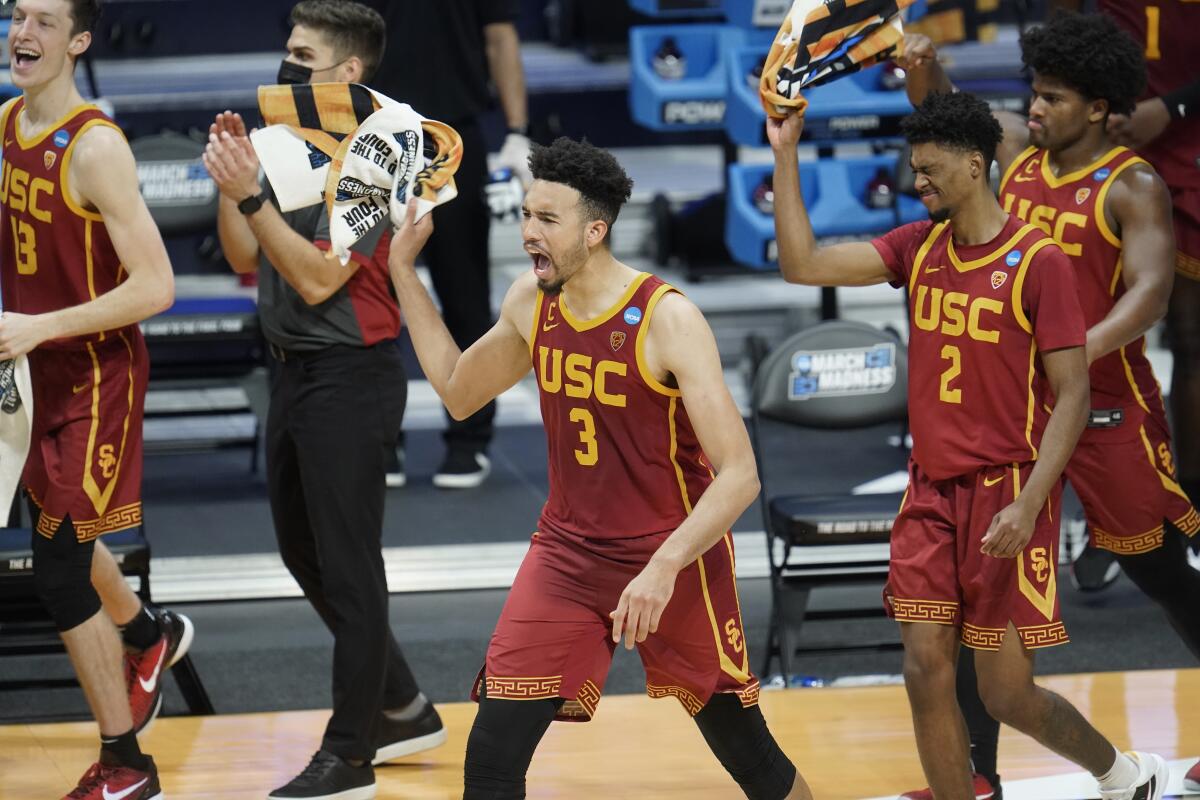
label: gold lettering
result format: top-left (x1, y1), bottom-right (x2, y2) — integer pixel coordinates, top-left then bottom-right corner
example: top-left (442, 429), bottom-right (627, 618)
top-left (967, 298), bottom-right (1003, 343)
top-left (1016, 197), bottom-right (1033, 221)
top-left (914, 285), bottom-right (941, 332)
top-left (29, 177), bottom-right (54, 223)
top-left (564, 353), bottom-right (593, 399)
top-left (538, 346), bottom-right (562, 394)
top-left (1029, 204), bottom-right (1055, 236)
top-left (594, 361), bottom-right (627, 408)
top-left (941, 292), bottom-right (968, 337)
top-left (1052, 211), bottom-right (1086, 257)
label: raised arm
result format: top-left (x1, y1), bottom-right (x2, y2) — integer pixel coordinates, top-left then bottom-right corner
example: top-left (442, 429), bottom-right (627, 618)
top-left (895, 34), bottom-right (1030, 175)
top-left (609, 292), bottom-right (760, 649)
top-left (387, 203), bottom-right (533, 420)
top-left (0, 124), bottom-right (174, 357)
top-left (1085, 164), bottom-right (1176, 363)
top-left (209, 112), bottom-right (260, 274)
top-left (767, 113), bottom-right (896, 287)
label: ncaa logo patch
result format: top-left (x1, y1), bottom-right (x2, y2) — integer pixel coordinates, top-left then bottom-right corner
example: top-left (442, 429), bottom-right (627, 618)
top-left (1092, 167), bottom-right (1111, 181)
top-left (52, 129), bottom-right (70, 148)
top-left (1005, 250), bottom-right (1022, 268)
top-left (991, 270), bottom-right (1008, 289)
top-left (623, 306), bottom-right (642, 325)
top-left (44, 151), bottom-right (56, 170)
top-left (1075, 187), bottom-right (1091, 205)
top-left (610, 331), bottom-right (626, 351)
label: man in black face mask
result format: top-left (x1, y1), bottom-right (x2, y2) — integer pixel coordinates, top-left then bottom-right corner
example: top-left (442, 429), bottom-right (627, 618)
top-left (203, 3), bottom-right (445, 799)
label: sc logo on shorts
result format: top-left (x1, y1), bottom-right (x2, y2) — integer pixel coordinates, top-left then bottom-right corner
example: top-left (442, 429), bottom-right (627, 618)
top-left (98, 444), bottom-right (117, 479)
top-left (724, 618), bottom-right (744, 654)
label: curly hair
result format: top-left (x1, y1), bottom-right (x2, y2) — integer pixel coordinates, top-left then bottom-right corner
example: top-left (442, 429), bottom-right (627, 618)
top-left (1020, 12), bottom-right (1145, 116)
top-left (900, 91), bottom-right (1004, 166)
top-left (529, 137), bottom-right (634, 239)
top-left (290, 0), bottom-right (386, 82)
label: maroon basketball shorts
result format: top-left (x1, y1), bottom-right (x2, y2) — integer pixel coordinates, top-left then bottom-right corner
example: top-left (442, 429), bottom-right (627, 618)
top-left (885, 459), bottom-right (1068, 651)
top-left (25, 332), bottom-right (148, 541)
top-left (1068, 411), bottom-right (1199, 554)
top-left (472, 527), bottom-right (760, 721)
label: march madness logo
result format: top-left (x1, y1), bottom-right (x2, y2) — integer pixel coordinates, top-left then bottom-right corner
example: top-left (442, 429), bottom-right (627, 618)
top-left (788, 343), bottom-right (897, 401)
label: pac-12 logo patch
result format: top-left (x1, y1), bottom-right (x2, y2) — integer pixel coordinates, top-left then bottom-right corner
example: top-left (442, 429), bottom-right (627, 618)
top-left (44, 151), bottom-right (56, 170)
top-left (623, 306), bottom-right (642, 325)
top-left (1005, 250), bottom-right (1022, 268)
top-left (1075, 187), bottom-right (1091, 205)
top-left (1092, 167), bottom-right (1111, 181)
top-left (610, 331), bottom-right (626, 351)
top-left (52, 129), bottom-right (70, 148)
top-left (991, 270), bottom-right (1008, 289)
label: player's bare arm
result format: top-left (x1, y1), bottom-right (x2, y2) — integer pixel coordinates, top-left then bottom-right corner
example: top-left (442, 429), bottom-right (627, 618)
top-left (609, 292), bottom-right (760, 650)
top-left (767, 112), bottom-right (896, 287)
top-left (1085, 163), bottom-right (1175, 364)
top-left (0, 125), bottom-right (174, 358)
top-left (981, 344), bottom-right (1089, 558)
top-left (387, 202), bottom-right (533, 420)
top-left (209, 111), bottom-right (260, 273)
top-left (897, 33), bottom-right (1029, 176)
top-left (204, 129), bottom-right (358, 303)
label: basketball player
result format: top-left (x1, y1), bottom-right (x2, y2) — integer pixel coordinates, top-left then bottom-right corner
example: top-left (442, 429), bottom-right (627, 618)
top-left (895, 15), bottom-right (1199, 797)
top-left (769, 91), bottom-right (1167, 800)
top-left (0, 1), bottom-right (174, 798)
top-left (389, 136), bottom-right (811, 800)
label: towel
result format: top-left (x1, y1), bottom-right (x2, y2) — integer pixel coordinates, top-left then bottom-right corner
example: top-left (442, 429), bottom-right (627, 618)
top-left (760, 0), bottom-right (917, 119)
top-left (0, 354), bottom-right (32, 522)
top-left (251, 83), bottom-right (462, 264)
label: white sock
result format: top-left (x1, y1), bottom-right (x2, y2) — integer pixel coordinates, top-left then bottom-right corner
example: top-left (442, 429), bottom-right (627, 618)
top-left (1097, 749), bottom-right (1139, 791)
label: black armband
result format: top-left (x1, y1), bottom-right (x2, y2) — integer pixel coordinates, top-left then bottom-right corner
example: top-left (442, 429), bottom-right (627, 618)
top-left (1162, 78), bottom-right (1200, 121)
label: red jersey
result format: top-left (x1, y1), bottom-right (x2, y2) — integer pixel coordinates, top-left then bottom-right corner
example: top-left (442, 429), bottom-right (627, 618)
top-left (0, 98), bottom-right (139, 348)
top-left (1097, 0), bottom-right (1200, 192)
top-left (999, 145), bottom-right (1165, 438)
top-left (872, 216), bottom-right (1087, 480)
top-left (532, 272), bottom-right (713, 540)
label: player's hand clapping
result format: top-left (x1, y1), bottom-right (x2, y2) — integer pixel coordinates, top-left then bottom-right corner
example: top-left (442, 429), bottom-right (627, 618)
top-left (388, 199), bottom-right (435, 272)
top-left (980, 499), bottom-right (1039, 559)
top-left (210, 110), bottom-right (249, 140)
top-left (610, 559), bottom-right (678, 650)
top-left (203, 124), bottom-right (262, 201)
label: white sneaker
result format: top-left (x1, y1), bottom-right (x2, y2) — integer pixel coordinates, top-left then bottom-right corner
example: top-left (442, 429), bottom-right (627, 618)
top-left (432, 450), bottom-right (490, 489)
top-left (1099, 752), bottom-right (1168, 800)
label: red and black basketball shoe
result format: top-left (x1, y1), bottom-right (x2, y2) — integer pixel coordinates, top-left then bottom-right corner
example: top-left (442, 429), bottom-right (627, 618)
top-left (1185, 759), bottom-right (1200, 793)
top-left (64, 756), bottom-right (162, 800)
top-left (899, 773), bottom-right (999, 800)
top-left (126, 605), bottom-right (195, 733)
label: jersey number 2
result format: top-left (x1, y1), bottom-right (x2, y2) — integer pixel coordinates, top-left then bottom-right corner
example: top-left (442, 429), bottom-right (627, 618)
top-left (939, 344), bottom-right (962, 405)
top-left (570, 407), bottom-right (599, 466)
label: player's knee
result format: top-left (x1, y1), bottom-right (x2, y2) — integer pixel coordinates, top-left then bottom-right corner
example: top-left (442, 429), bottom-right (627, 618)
top-left (976, 674), bottom-right (1029, 726)
top-left (694, 694), bottom-right (797, 800)
top-left (901, 641), bottom-right (955, 693)
top-left (462, 694), bottom-right (560, 800)
top-left (31, 521), bottom-right (101, 632)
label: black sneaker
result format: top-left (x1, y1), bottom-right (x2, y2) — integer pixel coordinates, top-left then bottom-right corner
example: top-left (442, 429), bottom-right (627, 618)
top-left (1070, 542), bottom-right (1121, 592)
top-left (432, 449), bottom-right (490, 490)
top-left (372, 703), bottom-right (448, 765)
top-left (267, 751), bottom-right (375, 800)
top-left (385, 445), bottom-right (406, 489)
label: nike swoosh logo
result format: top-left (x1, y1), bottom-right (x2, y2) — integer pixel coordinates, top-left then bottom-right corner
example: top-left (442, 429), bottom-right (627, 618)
top-left (925, 267), bottom-right (941, 273)
top-left (542, 322), bottom-right (558, 332)
top-left (103, 778), bottom-right (148, 800)
top-left (983, 474), bottom-right (1005, 486)
top-left (72, 382), bottom-right (89, 394)
top-left (138, 645), bottom-right (167, 694)
top-left (1012, 174), bottom-right (1036, 183)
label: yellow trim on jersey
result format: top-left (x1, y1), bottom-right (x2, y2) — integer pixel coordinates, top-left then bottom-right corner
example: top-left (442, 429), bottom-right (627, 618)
top-left (558, 271), bottom-right (650, 332)
top-left (0, 97), bottom-right (21, 145)
top-left (907, 221), bottom-right (949, 292)
top-left (667, 396), bottom-right (692, 513)
top-left (528, 289), bottom-right (545, 356)
top-left (1008, 236), bottom-right (1055, 335)
top-left (1109, 255), bottom-right (1124, 297)
top-left (1024, 340), bottom-right (1039, 462)
top-left (697, 534), bottom-right (753, 684)
top-left (13, 101), bottom-right (101, 150)
top-left (60, 118), bottom-right (125, 222)
top-left (1013, 466), bottom-right (1058, 621)
top-left (635, 283), bottom-right (682, 398)
top-left (1120, 342), bottom-right (1153, 414)
top-left (1037, 145), bottom-right (1126, 190)
top-left (998, 146), bottom-right (1039, 194)
top-left (948, 223), bottom-right (1039, 273)
top-left (1094, 156), bottom-right (1149, 249)
top-left (81, 334), bottom-right (136, 516)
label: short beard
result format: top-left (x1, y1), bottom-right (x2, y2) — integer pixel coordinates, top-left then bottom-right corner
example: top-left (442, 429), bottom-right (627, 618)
top-left (930, 207), bottom-right (951, 223)
top-left (537, 278), bottom-right (565, 295)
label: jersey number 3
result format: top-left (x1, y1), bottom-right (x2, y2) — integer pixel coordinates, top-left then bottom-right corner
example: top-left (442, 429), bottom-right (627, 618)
top-left (570, 407), bottom-right (599, 467)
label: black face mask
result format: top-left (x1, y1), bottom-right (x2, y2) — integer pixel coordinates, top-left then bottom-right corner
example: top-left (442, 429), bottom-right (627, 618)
top-left (277, 60), bottom-right (313, 85)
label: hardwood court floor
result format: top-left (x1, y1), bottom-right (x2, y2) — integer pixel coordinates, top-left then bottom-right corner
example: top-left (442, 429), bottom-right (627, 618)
top-left (3, 669), bottom-right (1197, 799)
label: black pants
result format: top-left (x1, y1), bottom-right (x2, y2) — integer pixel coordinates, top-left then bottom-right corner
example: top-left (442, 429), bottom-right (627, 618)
top-left (267, 341), bottom-right (420, 761)
top-left (422, 117), bottom-right (495, 452)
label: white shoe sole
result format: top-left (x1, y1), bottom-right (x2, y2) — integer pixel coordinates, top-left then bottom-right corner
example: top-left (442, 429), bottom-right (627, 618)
top-left (137, 692), bottom-right (165, 737)
top-left (266, 785), bottom-right (375, 800)
top-left (1184, 779), bottom-right (1200, 795)
top-left (372, 727), bottom-right (448, 765)
top-left (1130, 752), bottom-right (1169, 800)
top-left (168, 613), bottom-right (195, 668)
